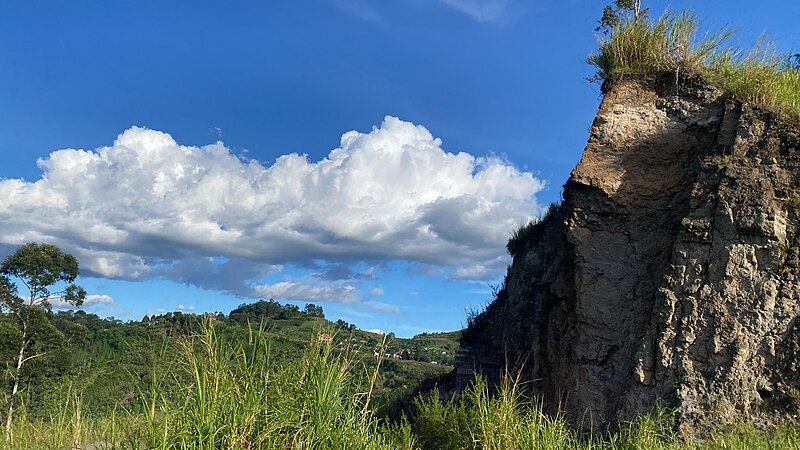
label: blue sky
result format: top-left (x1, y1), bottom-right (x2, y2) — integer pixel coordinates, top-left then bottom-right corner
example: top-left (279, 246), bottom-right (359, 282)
top-left (1, 1), bottom-right (798, 337)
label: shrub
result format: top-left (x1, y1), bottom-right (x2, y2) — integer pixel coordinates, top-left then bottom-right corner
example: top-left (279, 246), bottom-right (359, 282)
top-left (412, 387), bottom-right (474, 450)
top-left (507, 203), bottom-right (561, 257)
top-left (410, 376), bottom-right (578, 450)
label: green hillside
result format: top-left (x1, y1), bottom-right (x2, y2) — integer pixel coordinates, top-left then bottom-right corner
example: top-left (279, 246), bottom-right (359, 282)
top-left (0, 300), bottom-right (457, 422)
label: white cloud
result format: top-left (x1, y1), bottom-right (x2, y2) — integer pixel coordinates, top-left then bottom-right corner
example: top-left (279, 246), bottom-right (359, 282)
top-left (52, 293), bottom-right (114, 310)
top-left (175, 304), bottom-right (197, 312)
top-left (367, 301), bottom-right (400, 313)
top-left (254, 280), bottom-right (360, 304)
top-left (452, 255), bottom-right (508, 280)
top-left (0, 117), bottom-right (543, 302)
top-left (370, 287), bottom-right (384, 297)
top-left (85, 294), bottom-right (114, 305)
top-left (438, 0), bottom-right (516, 22)
top-left (453, 264), bottom-right (489, 280)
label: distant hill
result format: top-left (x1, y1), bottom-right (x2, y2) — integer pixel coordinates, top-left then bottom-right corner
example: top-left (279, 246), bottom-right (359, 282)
top-left (0, 299), bottom-right (459, 420)
top-left (226, 299), bottom-right (460, 365)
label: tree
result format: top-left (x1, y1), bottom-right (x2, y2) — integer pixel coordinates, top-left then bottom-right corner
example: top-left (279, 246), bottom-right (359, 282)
top-left (596, 0), bottom-right (648, 35)
top-left (303, 303), bottom-right (324, 318)
top-left (0, 276), bottom-right (17, 312)
top-left (335, 319), bottom-right (356, 331)
top-left (1, 243), bottom-right (85, 309)
top-left (0, 243), bottom-right (86, 441)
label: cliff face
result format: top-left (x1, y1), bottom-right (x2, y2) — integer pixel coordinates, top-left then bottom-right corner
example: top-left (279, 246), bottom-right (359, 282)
top-left (458, 74), bottom-right (800, 432)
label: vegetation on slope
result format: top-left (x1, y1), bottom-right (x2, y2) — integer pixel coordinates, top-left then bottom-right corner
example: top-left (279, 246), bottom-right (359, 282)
top-left (0, 308), bottom-right (455, 423)
top-left (588, 5), bottom-right (800, 123)
top-left (8, 324), bottom-right (800, 450)
top-left (6, 2), bottom-right (800, 446)
top-left (506, 202), bottom-right (561, 258)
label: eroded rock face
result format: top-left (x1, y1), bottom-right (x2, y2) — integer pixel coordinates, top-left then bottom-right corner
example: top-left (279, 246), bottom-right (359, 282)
top-left (458, 74), bottom-right (800, 433)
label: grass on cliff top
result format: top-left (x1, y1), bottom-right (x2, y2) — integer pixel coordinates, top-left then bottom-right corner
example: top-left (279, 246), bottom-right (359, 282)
top-left (588, 10), bottom-right (800, 124)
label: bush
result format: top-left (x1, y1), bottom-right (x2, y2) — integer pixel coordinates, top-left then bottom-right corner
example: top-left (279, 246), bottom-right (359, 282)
top-left (507, 203), bottom-right (561, 257)
top-left (410, 376), bottom-right (578, 450)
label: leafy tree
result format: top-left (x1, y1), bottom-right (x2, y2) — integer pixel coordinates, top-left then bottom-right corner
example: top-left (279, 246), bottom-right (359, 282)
top-left (335, 319), bottom-right (356, 331)
top-left (0, 276), bottom-right (18, 311)
top-left (0, 243), bottom-right (86, 440)
top-left (596, 0), bottom-right (648, 35)
top-left (1, 243), bottom-right (85, 309)
top-left (303, 303), bottom-right (324, 318)
top-left (279, 304), bottom-right (300, 319)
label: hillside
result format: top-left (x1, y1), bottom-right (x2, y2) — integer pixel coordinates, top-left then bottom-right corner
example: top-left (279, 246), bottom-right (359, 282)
top-left (0, 301), bottom-right (458, 420)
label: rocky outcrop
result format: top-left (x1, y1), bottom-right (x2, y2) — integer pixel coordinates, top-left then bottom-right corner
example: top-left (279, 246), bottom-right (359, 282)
top-left (458, 73), bottom-right (800, 433)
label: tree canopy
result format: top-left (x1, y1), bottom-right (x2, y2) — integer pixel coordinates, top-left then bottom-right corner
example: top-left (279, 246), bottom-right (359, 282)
top-left (1, 242), bottom-right (86, 310)
top-left (596, 0), bottom-right (648, 35)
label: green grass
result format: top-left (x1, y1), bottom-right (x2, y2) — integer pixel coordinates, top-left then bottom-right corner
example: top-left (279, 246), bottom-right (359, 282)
top-left (135, 320), bottom-right (404, 449)
top-left (507, 202), bottom-right (560, 257)
top-left (588, 10), bottom-right (800, 124)
top-left (709, 43), bottom-right (800, 122)
top-left (6, 319), bottom-right (800, 449)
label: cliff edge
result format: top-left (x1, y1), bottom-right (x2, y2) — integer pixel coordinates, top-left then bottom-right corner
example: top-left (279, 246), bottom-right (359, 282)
top-left (458, 73), bottom-right (800, 434)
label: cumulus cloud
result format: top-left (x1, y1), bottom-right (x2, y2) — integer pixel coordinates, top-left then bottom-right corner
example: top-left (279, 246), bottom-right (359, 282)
top-left (370, 287), bottom-right (384, 297)
top-left (254, 280), bottom-right (360, 304)
top-left (0, 117), bottom-right (542, 304)
top-left (317, 263), bottom-right (376, 281)
top-left (451, 255), bottom-right (508, 281)
top-left (52, 293), bottom-right (114, 310)
top-left (175, 304), bottom-right (197, 312)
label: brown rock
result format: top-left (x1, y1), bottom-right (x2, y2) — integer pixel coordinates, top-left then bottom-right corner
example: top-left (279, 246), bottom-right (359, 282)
top-left (457, 73), bottom-right (800, 434)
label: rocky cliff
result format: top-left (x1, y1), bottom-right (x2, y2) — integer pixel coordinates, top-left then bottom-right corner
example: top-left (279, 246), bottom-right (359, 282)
top-left (458, 73), bottom-right (800, 433)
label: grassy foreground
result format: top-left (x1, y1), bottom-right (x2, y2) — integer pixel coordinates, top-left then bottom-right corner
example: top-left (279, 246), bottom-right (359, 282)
top-left (5, 318), bottom-right (800, 449)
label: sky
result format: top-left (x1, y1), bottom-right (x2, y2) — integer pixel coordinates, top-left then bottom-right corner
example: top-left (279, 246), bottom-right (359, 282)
top-left (1, 0), bottom-right (798, 337)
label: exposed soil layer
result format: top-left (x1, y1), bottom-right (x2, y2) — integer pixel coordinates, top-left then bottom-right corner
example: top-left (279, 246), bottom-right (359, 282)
top-left (458, 73), bottom-right (800, 434)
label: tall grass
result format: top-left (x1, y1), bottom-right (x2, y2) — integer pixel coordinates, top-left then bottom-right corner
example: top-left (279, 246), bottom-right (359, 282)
top-left (469, 376), bottom-right (575, 450)
top-left (507, 202), bottom-right (560, 257)
top-left (7, 319), bottom-right (800, 448)
top-left (412, 375), bottom-right (573, 450)
top-left (709, 41), bottom-right (800, 122)
top-left (6, 390), bottom-right (84, 450)
top-left (588, 10), bottom-right (800, 124)
top-left (588, 11), bottom-right (731, 83)
top-left (137, 318), bottom-right (403, 450)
